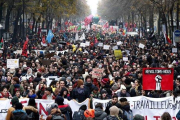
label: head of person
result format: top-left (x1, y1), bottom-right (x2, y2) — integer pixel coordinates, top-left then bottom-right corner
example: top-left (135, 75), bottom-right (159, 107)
top-left (15, 103), bottom-right (23, 110)
top-left (79, 105), bottom-right (87, 111)
top-left (59, 80), bottom-right (65, 88)
top-left (112, 95), bottom-right (118, 105)
top-left (47, 103), bottom-right (59, 115)
top-left (135, 79), bottom-right (140, 86)
top-left (45, 87), bottom-right (52, 95)
top-left (101, 90), bottom-right (107, 99)
top-left (11, 96), bottom-right (19, 107)
top-left (2, 87), bottom-right (8, 95)
top-left (109, 106), bottom-right (119, 116)
top-left (121, 86), bottom-right (127, 94)
top-left (95, 103), bottom-right (103, 109)
top-left (28, 98), bottom-right (36, 108)
top-left (85, 76), bottom-right (92, 83)
top-left (15, 89), bottom-right (21, 97)
top-left (13, 77), bottom-right (19, 84)
top-left (77, 79), bottom-right (84, 88)
top-left (84, 109), bottom-right (95, 119)
top-left (133, 114), bottom-right (144, 120)
top-left (55, 96), bottom-right (64, 105)
top-left (161, 112), bottom-right (172, 120)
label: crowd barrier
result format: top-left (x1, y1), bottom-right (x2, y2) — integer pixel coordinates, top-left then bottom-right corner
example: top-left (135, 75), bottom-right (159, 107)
top-left (0, 96), bottom-right (180, 120)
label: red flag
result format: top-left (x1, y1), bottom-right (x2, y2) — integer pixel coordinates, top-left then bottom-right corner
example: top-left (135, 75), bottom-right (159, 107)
top-left (165, 34), bottom-right (172, 44)
top-left (1, 37), bottom-right (3, 43)
top-left (42, 36), bottom-right (46, 44)
top-left (22, 37), bottom-right (29, 57)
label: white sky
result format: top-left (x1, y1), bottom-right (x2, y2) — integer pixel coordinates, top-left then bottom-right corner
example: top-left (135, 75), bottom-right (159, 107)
top-left (87, 0), bottom-right (100, 15)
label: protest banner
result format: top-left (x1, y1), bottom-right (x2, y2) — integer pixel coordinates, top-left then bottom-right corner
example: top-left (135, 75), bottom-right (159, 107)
top-left (112, 46), bottom-right (118, 50)
top-left (80, 43), bottom-right (86, 47)
top-left (103, 45), bottom-right (110, 50)
top-left (7, 59), bottom-right (19, 68)
top-left (143, 68), bottom-right (174, 90)
top-left (0, 98), bottom-right (89, 120)
top-left (114, 50), bottom-right (122, 60)
top-left (92, 68), bottom-right (104, 78)
top-left (93, 96), bottom-right (180, 120)
top-left (85, 41), bottom-right (90, 46)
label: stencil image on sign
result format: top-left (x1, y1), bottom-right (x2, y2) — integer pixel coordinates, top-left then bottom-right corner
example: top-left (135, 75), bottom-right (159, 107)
top-left (143, 68), bottom-right (174, 90)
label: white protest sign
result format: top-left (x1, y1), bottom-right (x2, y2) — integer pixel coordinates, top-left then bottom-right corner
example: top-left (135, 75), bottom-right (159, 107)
top-left (98, 42), bottom-right (103, 47)
top-left (123, 57), bottom-right (128, 61)
top-left (103, 45), bottom-right (110, 50)
top-left (172, 48), bottom-right (177, 53)
top-left (46, 76), bottom-right (60, 87)
top-left (85, 41), bottom-right (90, 46)
top-left (56, 50), bottom-right (69, 55)
top-left (125, 50), bottom-right (130, 55)
top-left (117, 41), bottom-right (122, 45)
top-left (75, 33), bottom-right (79, 41)
top-left (112, 46), bottom-right (118, 50)
top-left (80, 43), bottom-right (86, 47)
top-left (80, 33), bottom-right (85, 41)
top-left (7, 59), bottom-right (19, 68)
top-left (139, 43), bottom-right (145, 49)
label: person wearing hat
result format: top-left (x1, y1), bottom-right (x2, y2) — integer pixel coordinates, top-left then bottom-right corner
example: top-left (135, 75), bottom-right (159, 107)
top-left (55, 96), bottom-right (72, 120)
top-left (100, 77), bottom-right (112, 97)
top-left (98, 89), bottom-right (109, 100)
top-left (12, 103), bottom-right (28, 120)
top-left (9, 77), bottom-right (24, 96)
top-left (6, 96), bottom-right (19, 120)
top-left (72, 79), bottom-right (89, 103)
top-left (42, 87), bottom-right (56, 100)
top-left (84, 76), bottom-right (96, 97)
top-left (84, 109), bottom-right (95, 120)
top-left (117, 85), bottom-right (130, 97)
top-left (103, 106), bottom-right (122, 120)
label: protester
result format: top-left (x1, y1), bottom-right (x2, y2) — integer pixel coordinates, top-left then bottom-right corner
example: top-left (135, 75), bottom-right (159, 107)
top-left (23, 98), bottom-right (39, 120)
top-left (84, 109), bottom-right (95, 120)
top-left (12, 103), bottom-right (28, 120)
top-left (103, 106), bottom-right (122, 120)
top-left (161, 112), bottom-right (172, 120)
top-left (94, 103), bottom-right (107, 120)
top-left (133, 114), bottom-right (144, 120)
top-left (6, 96), bottom-right (19, 120)
top-left (73, 105), bottom-right (87, 120)
top-left (42, 87), bottom-right (56, 100)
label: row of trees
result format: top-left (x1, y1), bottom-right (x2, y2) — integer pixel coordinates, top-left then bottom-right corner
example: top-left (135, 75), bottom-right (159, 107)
top-left (0, 0), bottom-right (90, 42)
top-left (98, 0), bottom-right (178, 38)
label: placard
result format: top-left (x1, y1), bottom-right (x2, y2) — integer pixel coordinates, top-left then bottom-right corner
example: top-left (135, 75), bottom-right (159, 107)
top-left (103, 45), bottom-right (110, 50)
top-left (143, 68), bottom-right (174, 90)
top-left (98, 42), bottom-right (103, 47)
top-left (114, 50), bottom-right (122, 60)
top-left (172, 48), bottom-right (177, 53)
top-left (80, 43), bottom-right (86, 47)
top-left (7, 59), bottom-right (19, 68)
top-left (123, 57), bottom-right (128, 61)
top-left (112, 46), bottom-right (118, 50)
top-left (117, 41), bottom-right (122, 45)
top-left (92, 68), bottom-right (104, 78)
top-left (85, 41), bottom-right (90, 46)
top-left (139, 43), bottom-right (145, 49)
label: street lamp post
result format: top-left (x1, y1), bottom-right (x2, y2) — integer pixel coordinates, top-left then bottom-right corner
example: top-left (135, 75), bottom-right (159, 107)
top-left (22, 0), bottom-right (25, 40)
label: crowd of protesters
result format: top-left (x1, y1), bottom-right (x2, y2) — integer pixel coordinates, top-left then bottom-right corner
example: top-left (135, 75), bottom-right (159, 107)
top-left (0, 28), bottom-right (180, 120)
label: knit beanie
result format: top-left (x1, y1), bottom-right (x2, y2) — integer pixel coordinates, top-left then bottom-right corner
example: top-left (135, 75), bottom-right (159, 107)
top-left (11, 96), bottom-right (19, 106)
top-left (101, 78), bottom-right (109, 85)
top-left (109, 106), bottom-right (119, 116)
top-left (77, 79), bottom-right (84, 88)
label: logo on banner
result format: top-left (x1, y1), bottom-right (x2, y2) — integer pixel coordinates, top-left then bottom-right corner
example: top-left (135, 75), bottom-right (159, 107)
top-left (143, 68), bottom-right (174, 90)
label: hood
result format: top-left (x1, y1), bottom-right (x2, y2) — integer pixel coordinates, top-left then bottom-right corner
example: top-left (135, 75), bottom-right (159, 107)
top-left (95, 108), bottom-right (103, 117)
top-left (121, 101), bottom-right (130, 111)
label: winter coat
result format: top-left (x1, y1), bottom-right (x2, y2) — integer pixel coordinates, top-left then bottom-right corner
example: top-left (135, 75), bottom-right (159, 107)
top-left (12, 109), bottom-right (28, 120)
top-left (95, 108), bottom-right (107, 120)
top-left (72, 88), bottom-right (89, 103)
top-left (23, 106), bottom-right (39, 120)
top-left (58, 104), bottom-right (72, 120)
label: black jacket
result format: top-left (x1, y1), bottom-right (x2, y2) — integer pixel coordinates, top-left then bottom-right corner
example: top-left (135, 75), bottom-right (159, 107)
top-left (12, 110), bottom-right (27, 120)
top-left (24, 106), bottom-right (39, 120)
top-left (58, 104), bottom-right (72, 120)
top-left (72, 88), bottom-right (89, 103)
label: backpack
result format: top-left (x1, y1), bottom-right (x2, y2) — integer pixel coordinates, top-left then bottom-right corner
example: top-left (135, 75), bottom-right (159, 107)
top-left (27, 112), bottom-right (35, 120)
top-left (51, 114), bottom-right (65, 120)
top-left (72, 110), bottom-right (85, 120)
top-left (123, 110), bottom-right (133, 120)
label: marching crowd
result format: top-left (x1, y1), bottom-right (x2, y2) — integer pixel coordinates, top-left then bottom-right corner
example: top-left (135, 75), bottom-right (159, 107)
top-left (0, 29), bottom-right (180, 120)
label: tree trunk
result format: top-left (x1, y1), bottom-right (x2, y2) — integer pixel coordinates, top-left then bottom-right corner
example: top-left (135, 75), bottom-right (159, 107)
top-left (0, 2), bottom-right (4, 22)
top-left (170, 5), bottom-right (174, 40)
top-left (149, 6), bottom-right (154, 31)
top-left (5, 7), bottom-right (13, 32)
top-left (12, 8), bottom-right (22, 43)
